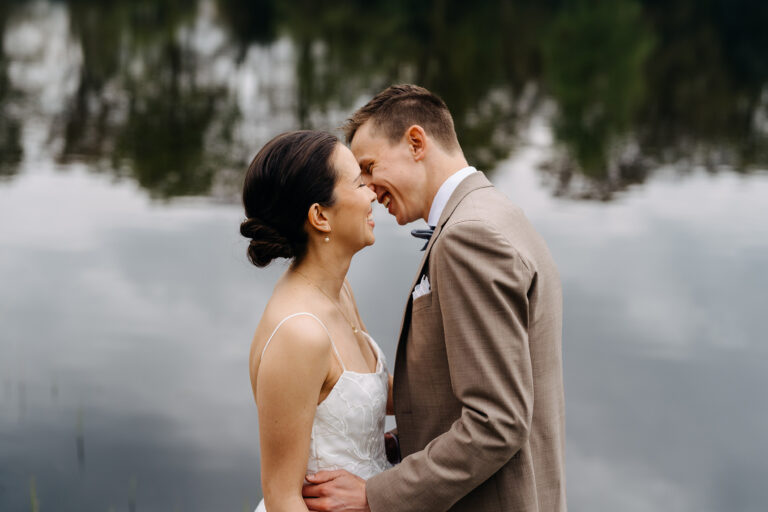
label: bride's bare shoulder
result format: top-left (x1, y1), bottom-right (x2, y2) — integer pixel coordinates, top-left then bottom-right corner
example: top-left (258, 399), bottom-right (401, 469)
top-left (250, 278), bottom-right (310, 346)
top-left (249, 293), bottom-right (331, 378)
top-left (248, 310), bottom-right (332, 403)
top-left (255, 281), bottom-right (325, 340)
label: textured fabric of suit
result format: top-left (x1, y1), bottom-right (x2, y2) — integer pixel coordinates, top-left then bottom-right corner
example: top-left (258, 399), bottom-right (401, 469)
top-left (366, 172), bottom-right (566, 511)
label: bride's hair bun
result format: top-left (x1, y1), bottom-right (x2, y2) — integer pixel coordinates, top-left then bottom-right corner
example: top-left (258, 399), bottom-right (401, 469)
top-left (240, 131), bottom-right (339, 267)
top-left (239, 217), bottom-right (293, 268)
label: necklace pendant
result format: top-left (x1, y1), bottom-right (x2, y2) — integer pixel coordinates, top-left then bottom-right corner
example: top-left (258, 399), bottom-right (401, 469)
top-left (353, 327), bottom-right (359, 333)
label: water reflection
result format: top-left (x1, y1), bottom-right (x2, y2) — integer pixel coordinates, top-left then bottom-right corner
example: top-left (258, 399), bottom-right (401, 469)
top-left (29, 476), bottom-right (39, 512)
top-left (76, 407), bottom-right (86, 474)
top-left (542, 0), bottom-right (654, 197)
top-left (59, 0), bottom-right (240, 198)
top-left (1, 135), bottom-right (765, 510)
top-left (0, 3), bottom-right (767, 510)
top-left (0, 0), bottom-right (23, 177)
top-left (215, 0), bottom-right (276, 56)
top-left (0, 0), bottom-right (765, 198)
top-left (129, 476), bottom-right (137, 512)
top-left (17, 381), bottom-right (26, 420)
top-left (638, 0), bottom-right (768, 168)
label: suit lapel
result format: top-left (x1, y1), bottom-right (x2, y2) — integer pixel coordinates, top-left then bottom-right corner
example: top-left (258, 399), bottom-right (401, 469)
top-left (406, 172), bottom-right (493, 294)
top-left (395, 172), bottom-right (494, 351)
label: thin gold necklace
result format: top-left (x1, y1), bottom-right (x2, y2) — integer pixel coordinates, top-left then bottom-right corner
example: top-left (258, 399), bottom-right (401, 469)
top-left (294, 270), bottom-right (360, 335)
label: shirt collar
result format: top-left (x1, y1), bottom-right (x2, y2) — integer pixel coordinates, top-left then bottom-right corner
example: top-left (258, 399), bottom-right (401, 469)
top-left (427, 166), bottom-right (477, 227)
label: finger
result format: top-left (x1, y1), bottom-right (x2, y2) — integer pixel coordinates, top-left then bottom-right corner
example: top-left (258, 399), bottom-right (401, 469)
top-left (306, 470), bottom-right (344, 483)
top-left (306, 470), bottom-right (338, 483)
top-left (301, 483), bottom-right (325, 497)
top-left (303, 496), bottom-right (332, 511)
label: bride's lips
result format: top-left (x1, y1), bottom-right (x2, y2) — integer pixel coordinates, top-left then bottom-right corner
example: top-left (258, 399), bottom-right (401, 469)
top-left (367, 209), bottom-right (375, 228)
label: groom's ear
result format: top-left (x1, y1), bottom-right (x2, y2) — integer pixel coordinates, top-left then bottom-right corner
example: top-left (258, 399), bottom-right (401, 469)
top-left (307, 203), bottom-right (332, 234)
top-left (405, 125), bottom-right (427, 162)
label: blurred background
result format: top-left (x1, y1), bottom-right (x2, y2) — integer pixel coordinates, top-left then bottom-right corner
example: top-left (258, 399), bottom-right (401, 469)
top-left (0, 0), bottom-right (766, 510)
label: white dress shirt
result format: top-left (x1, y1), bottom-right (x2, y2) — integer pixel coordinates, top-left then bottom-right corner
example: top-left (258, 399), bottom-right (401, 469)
top-left (427, 166), bottom-right (477, 227)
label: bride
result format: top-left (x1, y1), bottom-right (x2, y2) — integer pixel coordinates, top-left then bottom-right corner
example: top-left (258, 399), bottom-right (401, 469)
top-left (239, 131), bottom-right (393, 511)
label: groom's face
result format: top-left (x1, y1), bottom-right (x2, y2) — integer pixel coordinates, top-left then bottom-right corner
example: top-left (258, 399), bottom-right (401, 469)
top-left (350, 121), bottom-right (427, 225)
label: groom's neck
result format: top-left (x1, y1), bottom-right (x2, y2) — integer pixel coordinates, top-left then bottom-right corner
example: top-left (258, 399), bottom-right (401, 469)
top-left (422, 151), bottom-right (469, 222)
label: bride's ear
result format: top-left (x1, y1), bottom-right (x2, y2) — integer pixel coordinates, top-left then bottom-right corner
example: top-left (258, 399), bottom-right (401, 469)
top-left (307, 203), bottom-right (332, 236)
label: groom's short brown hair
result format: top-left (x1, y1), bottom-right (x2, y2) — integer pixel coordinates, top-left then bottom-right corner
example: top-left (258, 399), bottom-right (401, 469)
top-left (343, 84), bottom-right (460, 152)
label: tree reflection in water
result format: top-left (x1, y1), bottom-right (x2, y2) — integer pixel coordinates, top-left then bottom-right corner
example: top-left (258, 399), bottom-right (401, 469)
top-left (542, 0), bottom-right (655, 199)
top-left (640, 0), bottom-right (768, 171)
top-left (60, 0), bottom-right (240, 198)
top-left (0, 0), bottom-right (23, 178)
top-left (1, 0), bottom-right (766, 198)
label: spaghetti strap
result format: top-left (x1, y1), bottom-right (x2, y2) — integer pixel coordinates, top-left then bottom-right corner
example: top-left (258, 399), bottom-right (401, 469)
top-left (260, 312), bottom-right (346, 371)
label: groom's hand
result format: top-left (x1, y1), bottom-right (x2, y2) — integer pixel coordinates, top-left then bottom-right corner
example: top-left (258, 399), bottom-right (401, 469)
top-left (302, 470), bottom-right (370, 512)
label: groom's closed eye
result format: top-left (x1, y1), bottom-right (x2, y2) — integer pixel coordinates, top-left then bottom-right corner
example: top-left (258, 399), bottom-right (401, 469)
top-left (359, 163), bottom-right (374, 186)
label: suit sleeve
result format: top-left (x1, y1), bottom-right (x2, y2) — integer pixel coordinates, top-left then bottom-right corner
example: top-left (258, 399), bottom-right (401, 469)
top-left (366, 220), bottom-right (535, 511)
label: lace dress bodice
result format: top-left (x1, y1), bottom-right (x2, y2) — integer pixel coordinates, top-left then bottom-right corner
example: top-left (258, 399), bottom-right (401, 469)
top-left (255, 313), bottom-right (391, 512)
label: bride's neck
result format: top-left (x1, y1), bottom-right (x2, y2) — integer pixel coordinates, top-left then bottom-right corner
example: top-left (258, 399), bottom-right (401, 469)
top-left (291, 248), bottom-right (351, 298)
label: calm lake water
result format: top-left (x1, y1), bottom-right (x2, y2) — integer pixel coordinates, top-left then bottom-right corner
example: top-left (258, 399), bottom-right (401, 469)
top-left (1, 1), bottom-right (767, 511)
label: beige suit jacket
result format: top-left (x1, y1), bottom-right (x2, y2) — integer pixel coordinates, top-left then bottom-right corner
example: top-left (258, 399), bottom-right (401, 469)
top-left (366, 172), bottom-right (566, 511)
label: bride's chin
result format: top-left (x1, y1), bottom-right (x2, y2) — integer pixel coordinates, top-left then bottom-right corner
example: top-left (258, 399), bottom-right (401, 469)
top-left (350, 238), bottom-right (375, 254)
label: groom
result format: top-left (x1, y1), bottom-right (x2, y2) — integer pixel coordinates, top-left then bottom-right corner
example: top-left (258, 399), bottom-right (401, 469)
top-left (303, 85), bottom-right (566, 511)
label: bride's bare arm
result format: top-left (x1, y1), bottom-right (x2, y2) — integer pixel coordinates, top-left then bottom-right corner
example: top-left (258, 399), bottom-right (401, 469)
top-left (387, 374), bottom-right (394, 415)
top-left (254, 316), bottom-right (332, 512)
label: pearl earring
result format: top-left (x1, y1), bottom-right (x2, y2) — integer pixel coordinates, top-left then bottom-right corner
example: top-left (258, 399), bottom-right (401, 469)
top-left (324, 236), bottom-right (330, 243)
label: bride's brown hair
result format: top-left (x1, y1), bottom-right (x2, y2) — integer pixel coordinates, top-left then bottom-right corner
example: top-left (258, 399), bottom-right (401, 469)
top-left (240, 131), bottom-right (339, 267)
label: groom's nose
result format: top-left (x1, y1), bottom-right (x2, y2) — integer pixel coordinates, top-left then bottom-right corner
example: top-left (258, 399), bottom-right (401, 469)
top-left (374, 187), bottom-right (388, 203)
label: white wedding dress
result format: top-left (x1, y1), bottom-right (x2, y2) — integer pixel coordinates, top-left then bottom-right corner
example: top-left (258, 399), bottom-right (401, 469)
top-left (255, 312), bottom-right (391, 512)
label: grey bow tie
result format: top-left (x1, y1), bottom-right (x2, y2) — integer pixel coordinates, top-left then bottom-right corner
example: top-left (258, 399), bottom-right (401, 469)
top-left (410, 226), bottom-right (435, 251)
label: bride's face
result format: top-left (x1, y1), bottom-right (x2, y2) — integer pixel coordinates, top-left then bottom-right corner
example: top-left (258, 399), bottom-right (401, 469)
top-left (326, 144), bottom-right (377, 251)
